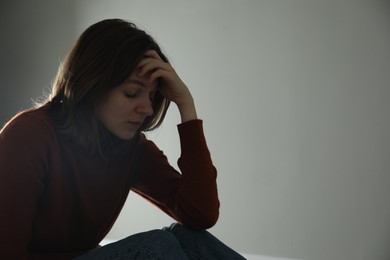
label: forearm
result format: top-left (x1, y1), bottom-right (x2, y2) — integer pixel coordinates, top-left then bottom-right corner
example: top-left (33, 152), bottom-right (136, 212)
top-left (176, 120), bottom-right (219, 229)
top-left (133, 122), bottom-right (219, 229)
top-left (176, 95), bottom-right (198, 123)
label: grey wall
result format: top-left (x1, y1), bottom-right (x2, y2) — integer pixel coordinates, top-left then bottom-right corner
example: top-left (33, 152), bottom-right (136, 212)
top-left (0, 0), bottom-right (77, 125)
top-left (1, 1), bottom-right (390, 260)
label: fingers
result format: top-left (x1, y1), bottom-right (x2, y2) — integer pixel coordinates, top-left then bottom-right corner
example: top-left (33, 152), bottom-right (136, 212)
top-left (143, 50), bottom-right (164, 61)
top-left (137, 51), bottom-right (173, 80)
top-left (136, 50), bottom-right (185, 96)
top-left (137, 58), bottom-right (171, 77)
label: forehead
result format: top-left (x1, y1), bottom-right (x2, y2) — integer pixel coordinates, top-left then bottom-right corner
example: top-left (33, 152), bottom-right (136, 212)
top-left (121, 69), bottom-right (158, 90)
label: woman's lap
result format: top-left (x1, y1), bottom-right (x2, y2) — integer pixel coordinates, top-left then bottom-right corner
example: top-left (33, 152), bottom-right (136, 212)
top-left (74, 223), bottom-right (245, 260)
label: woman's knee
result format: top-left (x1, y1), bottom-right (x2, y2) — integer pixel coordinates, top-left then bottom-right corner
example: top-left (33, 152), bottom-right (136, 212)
top-left (146, 229), bottom-right (182, 250)
top-left (147, 229), bottom-right (177, 242)
top-left (120, 230), bottom-right (186, 259)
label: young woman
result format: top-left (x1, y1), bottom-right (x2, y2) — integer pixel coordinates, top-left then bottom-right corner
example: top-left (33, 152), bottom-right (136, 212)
top-left (0, 19), bottom-right (245, 259)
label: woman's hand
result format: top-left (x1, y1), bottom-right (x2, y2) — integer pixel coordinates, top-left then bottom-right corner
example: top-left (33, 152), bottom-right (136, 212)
top-left (137, 50), bottom-right (198, 122)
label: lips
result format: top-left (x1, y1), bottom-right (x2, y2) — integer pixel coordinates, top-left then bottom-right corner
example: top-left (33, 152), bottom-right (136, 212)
top-left (127, 121), bottom-right (142, 128)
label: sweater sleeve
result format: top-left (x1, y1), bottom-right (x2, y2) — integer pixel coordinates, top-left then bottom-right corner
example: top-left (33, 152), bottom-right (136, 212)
top-left (131, 119), bottom-right (220, 230)
top-left (0, 113), bottom-right (49, 260)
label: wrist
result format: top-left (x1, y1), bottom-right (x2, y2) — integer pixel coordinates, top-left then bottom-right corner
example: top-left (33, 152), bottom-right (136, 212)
top-left (177, 97), bottom-right (198, 123)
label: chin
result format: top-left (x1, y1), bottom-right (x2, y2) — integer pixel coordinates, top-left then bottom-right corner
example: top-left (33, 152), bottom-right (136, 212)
top-left (120, 134), bottom-right (136, 140)
top-left (115, 131), bottom-right (136, 140)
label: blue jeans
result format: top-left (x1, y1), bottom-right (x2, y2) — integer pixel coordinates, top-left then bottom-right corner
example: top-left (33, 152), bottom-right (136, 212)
top-left (74, 223), bottom-right (246, 259)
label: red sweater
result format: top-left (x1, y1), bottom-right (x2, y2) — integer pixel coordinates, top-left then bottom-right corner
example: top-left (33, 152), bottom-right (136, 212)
top-left (0, 106), bottom-right (219, 259)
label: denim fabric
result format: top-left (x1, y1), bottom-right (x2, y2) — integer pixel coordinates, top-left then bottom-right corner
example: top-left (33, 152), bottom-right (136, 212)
top-left (163, 223), bottom-right (246, 260)
top-left (74, 223), bottom-right (246, 259)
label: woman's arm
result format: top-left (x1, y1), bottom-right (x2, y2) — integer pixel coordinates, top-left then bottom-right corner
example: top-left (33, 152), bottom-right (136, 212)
top-left (132, 122), bottom-right (219, 230)
top-left (133, 53), bottom-right (219, 228)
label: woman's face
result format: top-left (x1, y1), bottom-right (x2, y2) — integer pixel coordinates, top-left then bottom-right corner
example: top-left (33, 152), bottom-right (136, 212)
top-left (96, 69), bottom-right (158, 140)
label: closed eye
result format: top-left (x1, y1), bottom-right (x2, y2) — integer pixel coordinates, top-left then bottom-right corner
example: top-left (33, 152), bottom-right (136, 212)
top-left (124, 92), bottom-right (138, 98)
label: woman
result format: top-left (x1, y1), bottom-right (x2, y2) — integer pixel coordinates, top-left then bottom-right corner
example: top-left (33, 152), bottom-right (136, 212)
top-left (0, 19), bottom-right (245, 259)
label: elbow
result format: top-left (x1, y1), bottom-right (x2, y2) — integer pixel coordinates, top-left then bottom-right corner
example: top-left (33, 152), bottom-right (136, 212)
top-left (181, 204), bottom-right (220, 230)
top-left (196, 209), bottom-right (219, 230)
top-left (201, 210), bottom-right (219, 229)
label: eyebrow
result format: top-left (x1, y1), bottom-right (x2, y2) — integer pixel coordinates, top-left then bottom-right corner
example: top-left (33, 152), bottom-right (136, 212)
top-left (127, 79), bottom-right (147, 88)
top-left (124, 79), bottom-right (158, 93)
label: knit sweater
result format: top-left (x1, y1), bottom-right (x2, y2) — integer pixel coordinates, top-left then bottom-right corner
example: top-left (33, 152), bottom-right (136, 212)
top-left (0, 105), bottom-right (219, 259)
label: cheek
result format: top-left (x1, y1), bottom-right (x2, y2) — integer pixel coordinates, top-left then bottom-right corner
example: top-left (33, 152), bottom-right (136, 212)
top-left (102, 101), bottom-right (135, 124)
top-left (97, 91), bottom-right (137, 123)
top-left (98, 94), bottom-right (120, 115)
top-left (115, 101), bottom-right (134, 115)
top-left (96, 105), bottom-right (110, 127)
top-left (96, 99), bottom-right (117, 124)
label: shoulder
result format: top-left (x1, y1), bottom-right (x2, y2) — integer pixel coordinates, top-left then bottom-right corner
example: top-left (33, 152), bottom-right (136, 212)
top-left (0, 106), bottom-right (59, 177)
top-left (1, 105), bottom-right (57, 146)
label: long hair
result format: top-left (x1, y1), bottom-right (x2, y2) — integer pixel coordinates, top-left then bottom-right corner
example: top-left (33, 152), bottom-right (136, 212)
top-left (45, 19), bottom-right (170, 154)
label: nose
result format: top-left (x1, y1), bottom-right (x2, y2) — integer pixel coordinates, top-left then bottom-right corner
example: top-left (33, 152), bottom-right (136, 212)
top-left (136, 97), bottom-right (154, 116)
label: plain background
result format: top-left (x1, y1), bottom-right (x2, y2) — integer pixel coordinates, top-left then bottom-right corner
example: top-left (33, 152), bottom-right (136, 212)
top-left (1, 1), bottom-right (390, 259)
